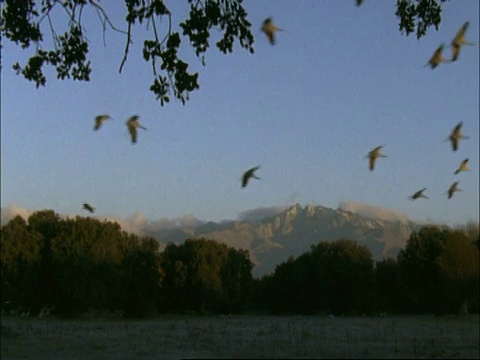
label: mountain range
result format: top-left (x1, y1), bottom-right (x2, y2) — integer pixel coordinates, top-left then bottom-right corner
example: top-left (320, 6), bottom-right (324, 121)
top-left (146, 204), bottom-right (426, 277)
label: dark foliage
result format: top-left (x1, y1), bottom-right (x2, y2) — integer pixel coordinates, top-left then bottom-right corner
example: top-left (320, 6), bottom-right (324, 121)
top-left (1, 0), bottom-right (448, 105)
top-left (1, 212), bottom-right (477, 317)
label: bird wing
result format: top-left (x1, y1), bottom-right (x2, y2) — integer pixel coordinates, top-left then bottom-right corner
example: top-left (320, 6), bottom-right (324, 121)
top-left (447, 189), bottom-right (453, 198)
top-left (83, 204), bottom-right (94, 212)
top-left (242, 172), bottom-right (250, 188)
top-left (263, 18), bottom-right (272, 27)
top-left (262, 20), bottom-right (279, 45)
top-left (428, 45), bottom-right (444, 67)
top-left (450, 136), bottom-right (458, 151)
top-left (450, 44), bottom-right (461, 62)
top-left (128, 125), bottom-right (137, 143)
top-left (372, 145), bottom-right (385, 154)
top-left (267, 32), bottom-right (275, 45)
top-left (453, 122), bottom-right (463, 134)
top-left (94, 115), bottom-right (108, 131)
top-left (369, 156), bottom-right (375, 171)
top-left (242, 167), bottom-right (260, 187)
top-left (454, 22), bottom-right (469, 43)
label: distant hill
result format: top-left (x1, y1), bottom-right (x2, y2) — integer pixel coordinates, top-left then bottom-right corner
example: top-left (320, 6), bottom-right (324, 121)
top-left (146, 204), bottom-right (426, 277)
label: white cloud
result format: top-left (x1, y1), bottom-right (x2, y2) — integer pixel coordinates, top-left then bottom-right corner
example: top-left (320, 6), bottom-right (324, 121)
top-left (1, 204), bottom-right (207, 236)
top-left (238, 205), bottom-right (289, 222)
top-left (98, 212), bottom-right (149, 236)
top-left (148, 214), bottom-right (204, 231)
top-left (1, 203), bottom-right (32, 225)
top-left (338, 201), bottom-right (410, 223)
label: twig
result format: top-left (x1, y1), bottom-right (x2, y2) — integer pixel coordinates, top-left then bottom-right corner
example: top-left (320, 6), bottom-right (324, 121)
top-left (160, 13), bottom-right (172, 46)
top-left (89, 1), bottom-right (129, 35)
top-left (94, 6), bottom-right (108, 47)
top-left (150, 16), bottom-right (160, 77)
top-left (47, 13), bottom-right (60, 49)
top-left (119, 22), bottom-right (132, 73)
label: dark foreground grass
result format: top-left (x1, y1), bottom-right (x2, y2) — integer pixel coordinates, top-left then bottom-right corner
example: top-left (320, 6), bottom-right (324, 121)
top-left (1, 314), bottom-right (479, 359)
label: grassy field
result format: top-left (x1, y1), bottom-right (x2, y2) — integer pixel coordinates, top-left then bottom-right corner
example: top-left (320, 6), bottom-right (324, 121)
top-left (1, 314), bottom-right (479, 359)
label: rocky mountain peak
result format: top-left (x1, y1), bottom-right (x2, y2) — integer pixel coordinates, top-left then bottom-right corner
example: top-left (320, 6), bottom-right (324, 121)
top-left (147, 203), bottom-right (425, 277)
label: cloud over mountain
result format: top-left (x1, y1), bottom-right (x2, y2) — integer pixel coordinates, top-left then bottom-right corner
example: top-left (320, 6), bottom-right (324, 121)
top-left (338, 201), bottom-right (410, 223)
top-left (237, 205), bottom-right (289, 222)
top-left (1, 203), bottom-right (205, 236)
top-left (148, 214), bottom-right (205, 231)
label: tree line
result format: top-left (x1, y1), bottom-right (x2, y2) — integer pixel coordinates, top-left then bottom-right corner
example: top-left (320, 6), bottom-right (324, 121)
top-left (257, 226), bottom-right (479, 315)
top-left (1, 210), bottom-right (478, 317)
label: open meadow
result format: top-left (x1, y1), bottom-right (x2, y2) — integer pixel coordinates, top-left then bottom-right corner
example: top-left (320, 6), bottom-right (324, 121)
top-left (1, 314), bottom-right (479, 359)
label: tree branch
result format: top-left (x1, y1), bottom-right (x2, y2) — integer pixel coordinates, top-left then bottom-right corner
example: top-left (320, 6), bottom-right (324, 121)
top-left (119, 22), bottom-right (132, 74)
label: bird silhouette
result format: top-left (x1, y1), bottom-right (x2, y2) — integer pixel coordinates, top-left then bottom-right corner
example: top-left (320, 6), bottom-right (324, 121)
top-left (94, 114), bottom-right (111, 131)
top-left (242, 166), bottom-right (261, 188)
top-left (446, 181), bottom-right (462, 199)
top-left (82, 203), bottom-right (95, 213)
top-left (366, 145), bottom-right (386, 171)
top-left (425, 44), bottom-right (448, 69)
top-left (356, 0), bottom-right (364, 6)
top-left (454, 158), bottom-right (471, 175)
top-left (445, 122), bottom-right (469, 151)
top-left (126, 115), bottom-right (147, 144)
top-left (450, 21), bottom-right (475, 62)
top-left (261, 18), bottom-right (282, 45)
top-left (409, 188), bottom-right (428, 200)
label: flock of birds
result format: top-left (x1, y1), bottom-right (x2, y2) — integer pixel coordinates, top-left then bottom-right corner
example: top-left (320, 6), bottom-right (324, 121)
top-left (426, 22), bottom-right (476, 68)
top-left (81, 5), bottom-right (475, 214)
top-left (257, 15), bottom-right (475, 204)
top-left (94, 114), bottom-right (147, 143)
top-left (365, 120), bottom-right (471, 201)
top-left (419, 21), bottom-right (475, 201)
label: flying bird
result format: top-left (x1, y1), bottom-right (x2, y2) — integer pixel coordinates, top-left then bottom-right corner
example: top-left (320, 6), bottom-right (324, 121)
top-left (261, 18), bottom-right (282, 45)
top-left (409, 188), bottom-right (428, 200)
top-left (366, 145), bottom-right (386, 171)
top-left (242, 166), bottom-right (261, 188)
top-left (425, 44), bottom-right (448, 69)
top-left (94, 114), bottom-right (111, 131)
top-left (356, 0), bottom-right (364, 6)
top-left (446, 181), bottom-right (462, 199)
top-left (82, 203), bottom-right (95, 213)
top-left (450, 21), bottom-right (475, 62)
top-left (454, 158), bottom-right (471, 175)
top-left (445, 122), bottom-right (469, 151)
top-left (126, 115), bottom-right (147, 144)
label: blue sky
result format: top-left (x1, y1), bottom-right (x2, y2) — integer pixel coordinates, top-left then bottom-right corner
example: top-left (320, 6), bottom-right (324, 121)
top-left (1, 1), bottom-right (479, 227)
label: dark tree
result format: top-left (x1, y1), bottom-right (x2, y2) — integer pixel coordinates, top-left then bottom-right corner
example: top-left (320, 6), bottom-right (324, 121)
top-left (160, 238), bottom-right (253, 314)
top-left (26, 210), bottom-right (64, 312)
top-left (261, 239), bottom-right (374, 315)
top-left (220, 247), bottom-right (254, 313)
top-left (397, 227), bottom-right (447, 313)
top-left (1, 0), bottom-right (449, 106)
top-left (121, 237), bottom-right (163, 318)
top-left (374, 257), bottom-right (404, 313)
top-left (436, 231), bottom-right (479, 314)
top-left (0, 215), bottom-right (43, 313)
top-left (311, 240), bottom-right (374, 315)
